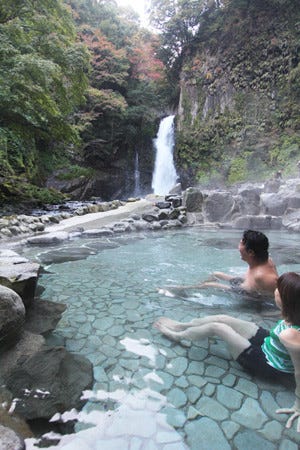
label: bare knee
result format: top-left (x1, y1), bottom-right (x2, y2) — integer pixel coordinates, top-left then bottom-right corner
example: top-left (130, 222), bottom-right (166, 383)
top-left (202, 321), bottom-right (225, 336)
top-left (209, 321), bottom-right (232, 338)
top-left (212, 314), bottom-right (231, 323)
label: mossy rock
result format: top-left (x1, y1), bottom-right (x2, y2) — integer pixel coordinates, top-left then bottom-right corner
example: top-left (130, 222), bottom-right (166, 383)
top-left (0, 176), bottom-right (66, 206)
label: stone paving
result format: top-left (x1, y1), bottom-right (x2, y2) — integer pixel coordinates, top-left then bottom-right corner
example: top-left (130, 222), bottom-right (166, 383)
top-left (23, 230), bottom-right (300, 449)
top-left (26, 309), bottom-right (300, 449)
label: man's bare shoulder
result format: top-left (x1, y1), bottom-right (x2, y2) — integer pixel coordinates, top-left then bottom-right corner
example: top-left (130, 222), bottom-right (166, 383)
top-left (245, 259), bottom-right (278, 294)
top-left (254, 259), bottom-right (278, 278)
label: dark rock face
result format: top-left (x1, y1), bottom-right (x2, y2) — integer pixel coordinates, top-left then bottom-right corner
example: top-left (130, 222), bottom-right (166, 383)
top-left (6, 346), bottom-right (93, 420)
top-left (24, 299), bottom-right (67, 335)
top-left (0, 285), bottom-right (25, 351)
top-left (204, 192), bottom-right (235, 222)
top-left (46, 136), bottom-right (154, 202)
top-left (237, 188), bottom-right (261, 216)
top-left (175, 4), bottom-right (300, 187)
top-left (183, 188), bottom-right (204, 212)
top-left (0, 331), bottom-right (45, 380)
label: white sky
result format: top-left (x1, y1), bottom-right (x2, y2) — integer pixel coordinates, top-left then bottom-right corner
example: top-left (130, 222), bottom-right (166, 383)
top-left (115, 0), bottom-right (149, 26)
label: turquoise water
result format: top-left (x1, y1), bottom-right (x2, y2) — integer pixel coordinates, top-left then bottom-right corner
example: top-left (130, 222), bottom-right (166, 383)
top-left (22, 228), bottom-right (300, 449)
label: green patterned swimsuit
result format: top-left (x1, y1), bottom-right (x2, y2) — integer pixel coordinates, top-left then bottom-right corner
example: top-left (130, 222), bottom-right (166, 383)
top-left (262, 320), bottom-right (300, 373)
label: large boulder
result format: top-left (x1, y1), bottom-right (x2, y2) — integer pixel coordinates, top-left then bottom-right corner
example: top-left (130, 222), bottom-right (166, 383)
top-left (0, 425), bottom-right (25, 450)
top-left (286, 194), bottom-right (300, 209)
top-left (0, 285), bottom-right (25, 350)
top-left (263, 179), bottom-right (281, 193)
top-left (183, 188), bottom-right (204, 212)
top-left (282, 209), bottom-right (300, 232)
top-left (26, 231), bottom-right (70, 246)
top-left (142, 210), bottom-right (160, 222)
top-left (6, 346), bottom-right (93, 420)
top-left (232, 215), bottom-right (282, 230)
top-left (37, 246), bottom-right (96, 265)
top-left (261, 190), bottom-right (300, 217)
top-left (204, 192), bottom-right (235, 222)
top-left (0, 331), bottom-right (45, 380)
top-left (260, 193), bottom-right (288, 216)
top-left (0, 250), bottom-right (40, 308)
top-left (24, 299), bottom-right (67, 335)
top-left (236, 187), bottom-right (261, 215)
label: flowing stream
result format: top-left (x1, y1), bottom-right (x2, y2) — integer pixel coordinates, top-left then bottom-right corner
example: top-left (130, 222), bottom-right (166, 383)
top-left (151, 115), bottom-right (178, 195)
top-left (21, 228), bottom-right (300, 449)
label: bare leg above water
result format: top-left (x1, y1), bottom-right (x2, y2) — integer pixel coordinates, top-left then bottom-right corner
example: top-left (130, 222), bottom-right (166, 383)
top-left (154, 314), bottom-right (258, 338)
top-left (154, 319), bottom-right (254, 360)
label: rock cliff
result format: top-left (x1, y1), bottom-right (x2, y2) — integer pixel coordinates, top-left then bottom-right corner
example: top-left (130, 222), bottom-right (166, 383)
top-left (175, 1), bottom-right (300, 188)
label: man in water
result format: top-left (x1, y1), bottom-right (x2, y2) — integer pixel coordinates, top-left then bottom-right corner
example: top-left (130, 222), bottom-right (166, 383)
top-left (159, 230), bottom-right (278, 299)
top-left (201, 229), bottom-right (278, 297)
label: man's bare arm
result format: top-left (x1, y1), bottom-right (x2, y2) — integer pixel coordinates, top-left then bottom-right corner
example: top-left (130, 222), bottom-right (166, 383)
top-left (212, 271), bottom-right (237, 281)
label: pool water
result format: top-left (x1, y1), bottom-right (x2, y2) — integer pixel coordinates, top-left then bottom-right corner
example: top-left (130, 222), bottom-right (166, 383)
top-left (22, 228), bottom-right (300, 449)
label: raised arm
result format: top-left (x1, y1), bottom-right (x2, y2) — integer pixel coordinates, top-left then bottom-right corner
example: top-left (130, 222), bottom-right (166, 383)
top-left (277, 328), bottom-right (300, 432)
top-left (212, 271), bottom-right (236, 281)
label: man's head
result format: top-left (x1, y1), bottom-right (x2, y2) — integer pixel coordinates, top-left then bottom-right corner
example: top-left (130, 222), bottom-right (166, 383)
top-left (239, 229), bottom-right (269, 263)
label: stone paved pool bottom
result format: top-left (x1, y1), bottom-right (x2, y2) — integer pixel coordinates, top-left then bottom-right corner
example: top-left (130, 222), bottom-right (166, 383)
top-left (23, 229), bottom-right (300, 449)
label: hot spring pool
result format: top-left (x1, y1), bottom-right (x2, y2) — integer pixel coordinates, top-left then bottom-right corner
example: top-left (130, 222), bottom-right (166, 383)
top-left (22, 228), bottom-right (300, 449)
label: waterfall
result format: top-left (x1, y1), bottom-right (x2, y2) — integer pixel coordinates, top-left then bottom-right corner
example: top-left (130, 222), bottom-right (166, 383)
top-left (151, 115), bottom-right (178, 195)
top-left (133, 151), bottom-right (141, 197)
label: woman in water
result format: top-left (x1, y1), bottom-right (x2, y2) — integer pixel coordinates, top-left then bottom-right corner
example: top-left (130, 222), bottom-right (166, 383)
top-left (154, 272), bottom-right (300, 432)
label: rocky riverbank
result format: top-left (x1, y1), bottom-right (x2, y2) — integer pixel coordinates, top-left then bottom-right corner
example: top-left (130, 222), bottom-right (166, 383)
top-left (1, 176), bottom-right (300, 246)
top-left (0, 199), bottom-right (125, 242)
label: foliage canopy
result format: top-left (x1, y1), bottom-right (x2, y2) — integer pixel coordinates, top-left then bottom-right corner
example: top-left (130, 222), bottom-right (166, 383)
top-left (0, 0), bottom-right (90, 188)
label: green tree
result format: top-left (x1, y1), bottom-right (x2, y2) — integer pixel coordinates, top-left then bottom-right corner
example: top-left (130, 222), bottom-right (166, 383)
top-left (79, 26), bottom-right (129, 92)
top-left (69, 0), bottom-right (167, 168)
top-left (66, 0), bottom-right (140, 49)
top-left (149, 0), bottom-right (220, 68)
top-left (0, 0), bottom-right (90, 181)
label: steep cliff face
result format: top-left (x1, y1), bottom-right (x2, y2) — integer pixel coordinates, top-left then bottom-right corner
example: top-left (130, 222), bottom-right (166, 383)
top-left (176, 2), bottom-right (300, 188)
top-left (45, 135), bottom-right (155, 202)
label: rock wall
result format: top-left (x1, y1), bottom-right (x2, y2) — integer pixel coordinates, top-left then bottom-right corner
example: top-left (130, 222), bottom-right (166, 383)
top-left (175, 2), bottom-right (300, 187)
top-left (183, 177), bottom-right (300, 232)
top-left (47, 138), bottom-right (156, 201)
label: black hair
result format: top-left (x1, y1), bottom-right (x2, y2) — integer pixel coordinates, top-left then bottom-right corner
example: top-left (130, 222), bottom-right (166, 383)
top-left (277, 272), bottom-right (300, 325)
top-left (242, 229), bottom-right (269, 263)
